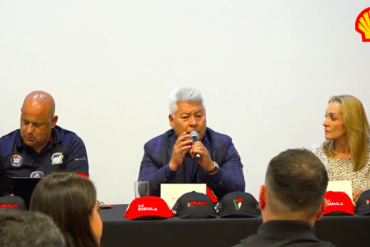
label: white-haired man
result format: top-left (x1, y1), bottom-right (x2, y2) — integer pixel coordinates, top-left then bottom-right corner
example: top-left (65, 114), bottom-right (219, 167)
top-left (138, 86), bottom-right (245, 200)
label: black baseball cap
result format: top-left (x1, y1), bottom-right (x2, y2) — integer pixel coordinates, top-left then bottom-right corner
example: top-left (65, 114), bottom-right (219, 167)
top-left (355, 190), bottom-right (370, 216)
top-left (173, 191), bottom-right (217, 219)
top-left (217, 192), bottom-right (260, 218)
top-left (0, 195), bottom-right (26, 211)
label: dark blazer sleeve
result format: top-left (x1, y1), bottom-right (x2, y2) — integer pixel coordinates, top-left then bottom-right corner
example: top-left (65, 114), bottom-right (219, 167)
top-left (138, 131), bottom-right (176, 196)
top-left (0, 143), bottom-right (5, 196)
top-left (205, 129), bottom-right (245, 199)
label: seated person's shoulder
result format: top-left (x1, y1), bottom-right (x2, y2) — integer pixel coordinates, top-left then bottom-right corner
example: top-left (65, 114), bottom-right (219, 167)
top-left (144, 129), bottom-right (176, 148)
top-left (52, 126), bottom-right (87, 152)
top-left (0, 129), bottom-right (19, 141)
top-left (53, 126), bottom-right (83, 141)
top-left (0, 130), bottom-right (20, 151)
top-left (206, 128), bottom-right (233, 145)
top-left (309, 143), bottom-right (324, 155)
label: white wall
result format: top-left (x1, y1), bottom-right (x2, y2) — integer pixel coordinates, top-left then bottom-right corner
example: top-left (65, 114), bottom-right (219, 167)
top-left (1, 0), bottom-right (369, 204)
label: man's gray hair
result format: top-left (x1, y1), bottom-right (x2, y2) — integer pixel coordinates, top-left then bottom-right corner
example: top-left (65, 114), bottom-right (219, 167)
top-left (169, 86), bottom-right (206, 116)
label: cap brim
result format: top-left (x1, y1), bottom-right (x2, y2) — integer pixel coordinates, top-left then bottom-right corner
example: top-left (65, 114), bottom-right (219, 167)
top-left (179, 212), bottom-right (217, 219)
top-left (324, 211), bottom-right (355, 216)
top-left (220, 212), bottom-right (260, 218)
top-left (125, 211), bottom-right (174, 220)
top-left (355, 209), bottom-right (370, 216)
top-left (129, 215), bottom-right (172, 220)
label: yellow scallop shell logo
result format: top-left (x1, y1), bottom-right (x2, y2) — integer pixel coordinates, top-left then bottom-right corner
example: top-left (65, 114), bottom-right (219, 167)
top-left (355, 7), bottom-right (370, 42)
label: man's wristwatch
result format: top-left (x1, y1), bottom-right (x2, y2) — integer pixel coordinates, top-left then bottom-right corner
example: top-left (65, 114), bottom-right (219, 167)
top-left (207, 162), bottom-right (219, 175)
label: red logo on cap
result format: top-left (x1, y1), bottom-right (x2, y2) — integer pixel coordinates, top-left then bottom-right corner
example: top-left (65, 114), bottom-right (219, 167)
top-left (327, 200), bottom-right (344, 206)
top-left (0, 204), bottom-right (19, 208)
top-left (187, 201), bottom-right (208, 207)
top-left (138, 204), bottom-right (158, 211)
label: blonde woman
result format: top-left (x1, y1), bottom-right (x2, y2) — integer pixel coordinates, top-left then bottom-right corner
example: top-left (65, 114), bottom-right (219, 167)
top-left (311, 95), bottom-right (370, 203)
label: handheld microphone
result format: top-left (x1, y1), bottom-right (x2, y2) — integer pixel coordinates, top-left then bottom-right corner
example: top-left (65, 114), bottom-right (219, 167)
top-left (190, 131), bottom-right (202, 161)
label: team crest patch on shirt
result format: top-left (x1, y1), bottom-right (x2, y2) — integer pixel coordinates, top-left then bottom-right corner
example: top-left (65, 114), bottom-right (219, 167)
top-left (30, 171), bottom-right (45, 178)
top-left (51, 152), bottom-right (64, 165)
top-left (11, 155), bottom-right (23, 167)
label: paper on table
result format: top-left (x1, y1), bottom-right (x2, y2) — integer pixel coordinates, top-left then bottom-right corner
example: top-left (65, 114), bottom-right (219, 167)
top-left (161, 183), bottom-right (206, 210)
top-left (327, 180), bottom-right (353, 201)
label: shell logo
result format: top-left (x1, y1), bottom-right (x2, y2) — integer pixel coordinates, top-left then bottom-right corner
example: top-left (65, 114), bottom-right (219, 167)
top-left (355, 7), bottom-right (370, 42)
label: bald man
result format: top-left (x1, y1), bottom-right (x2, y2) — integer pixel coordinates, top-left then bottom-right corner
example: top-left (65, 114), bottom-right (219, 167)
top-left (0, 91), bottom-right (89, 196)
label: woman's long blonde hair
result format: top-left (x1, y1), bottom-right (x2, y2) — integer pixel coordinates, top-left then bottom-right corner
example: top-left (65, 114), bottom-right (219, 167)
top-left (323, 95), bottom-right (370, 172)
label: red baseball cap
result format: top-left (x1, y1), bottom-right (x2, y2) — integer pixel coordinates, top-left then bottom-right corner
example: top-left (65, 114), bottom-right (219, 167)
top-left (124, 196), bottom-right (174, 220)
top-left (324, 191), bottom-right (355, 216)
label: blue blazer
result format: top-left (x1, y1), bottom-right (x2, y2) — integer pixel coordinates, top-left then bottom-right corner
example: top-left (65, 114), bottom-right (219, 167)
top-left (139, 127), bottom-right (245, 199)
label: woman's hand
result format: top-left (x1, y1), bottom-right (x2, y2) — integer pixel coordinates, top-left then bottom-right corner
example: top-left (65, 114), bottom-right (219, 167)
top-left (353, 189), bottom-right (363, 203)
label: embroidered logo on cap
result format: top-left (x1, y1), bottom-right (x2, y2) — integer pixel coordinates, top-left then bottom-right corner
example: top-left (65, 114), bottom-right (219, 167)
top-left (0, 204), bottom-right (19, 209)
top-left (51, 153), bottom-right (63, 165)
top-left (187, 201), bottom-right (208, 207)
top-left (327, 199), bottom-right (344, 206)
top-left (138, 204), bottom-right (158, 211)
top-left (233, 199), bottom-right (243, 210)
top-left (11, 155), bottom-right (23, 167)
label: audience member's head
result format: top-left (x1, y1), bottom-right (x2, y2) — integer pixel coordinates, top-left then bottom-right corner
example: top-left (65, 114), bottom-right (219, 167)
top-left (260, 149), bottom-right (328, 225)
top-left (29, 172), bottom-right (102, 247)
top-left (0, 209), bottom-right (65, 247)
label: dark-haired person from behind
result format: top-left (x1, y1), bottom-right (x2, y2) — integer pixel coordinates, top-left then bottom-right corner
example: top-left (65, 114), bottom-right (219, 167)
top-left (232, 149), bottom-right (336, 247)
top-left (0, 210), bottom-right (65, 247)
top-left (29, 172), bottom-right (102, 247)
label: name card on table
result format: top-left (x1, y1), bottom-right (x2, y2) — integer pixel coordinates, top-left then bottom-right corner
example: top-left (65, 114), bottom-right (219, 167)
top-left (327, 180), bottom-right (353, 201)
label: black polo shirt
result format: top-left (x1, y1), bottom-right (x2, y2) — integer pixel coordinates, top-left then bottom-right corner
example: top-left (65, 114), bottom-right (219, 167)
top-left (0, 125), bottom-right (89, 195)
top-left (232, 220), bottom-right (336, 247)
